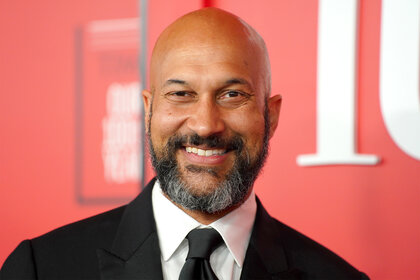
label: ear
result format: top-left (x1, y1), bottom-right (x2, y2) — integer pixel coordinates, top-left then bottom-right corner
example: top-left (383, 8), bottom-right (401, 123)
top-left (267, 94), bottom-right (282, 139)
top-left (142, 89), bottom-right (152, 133)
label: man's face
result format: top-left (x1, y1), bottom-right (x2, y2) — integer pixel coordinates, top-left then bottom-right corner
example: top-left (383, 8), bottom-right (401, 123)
top-left (144, 39), bottom-right (279, 213)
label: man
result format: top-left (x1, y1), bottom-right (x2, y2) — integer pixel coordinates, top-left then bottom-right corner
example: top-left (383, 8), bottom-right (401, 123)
top-left (1, 8), bottom-right (368, 280)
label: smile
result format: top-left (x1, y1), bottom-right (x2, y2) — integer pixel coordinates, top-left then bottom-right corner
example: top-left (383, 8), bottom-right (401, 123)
top-left (185, 146), bottom-right (226, 156)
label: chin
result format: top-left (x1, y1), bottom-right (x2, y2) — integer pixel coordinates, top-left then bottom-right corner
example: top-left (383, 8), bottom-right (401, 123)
top-left (180, 173), bottom-right (224, 196)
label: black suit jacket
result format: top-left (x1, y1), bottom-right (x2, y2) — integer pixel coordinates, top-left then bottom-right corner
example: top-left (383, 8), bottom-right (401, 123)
top-left (1, 179), bottom-right (368, 279)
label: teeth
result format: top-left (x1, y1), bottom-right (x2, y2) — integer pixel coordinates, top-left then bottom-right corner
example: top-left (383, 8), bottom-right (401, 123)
top-left (185, 147), bottom-right (226, 156)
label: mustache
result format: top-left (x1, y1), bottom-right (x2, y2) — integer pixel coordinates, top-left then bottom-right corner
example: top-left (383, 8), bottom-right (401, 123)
top-left (168, 133), bottom-right (244, 152)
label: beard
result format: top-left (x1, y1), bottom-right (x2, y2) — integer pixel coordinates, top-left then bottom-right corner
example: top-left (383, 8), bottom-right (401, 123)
top-left (148, 103), bottom-right (270, 214)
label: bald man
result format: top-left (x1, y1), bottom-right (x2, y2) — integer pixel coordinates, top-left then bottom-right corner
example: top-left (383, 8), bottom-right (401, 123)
top-left (1, 8), bottom-right (368, 280)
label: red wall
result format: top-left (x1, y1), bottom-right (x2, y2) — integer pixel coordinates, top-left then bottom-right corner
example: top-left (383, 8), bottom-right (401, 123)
top-left (1, 1), bottom-right (419, 279)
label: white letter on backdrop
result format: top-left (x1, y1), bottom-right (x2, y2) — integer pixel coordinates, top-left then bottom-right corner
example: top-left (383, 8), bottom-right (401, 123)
top-left (297, 0), bottom-right (380, 166)
top-left (380, 0), bottom-right (420, 161)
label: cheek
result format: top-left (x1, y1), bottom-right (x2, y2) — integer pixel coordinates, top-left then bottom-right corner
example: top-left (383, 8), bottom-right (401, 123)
top-left (226, 109), bottom-right (266, 144)
top-left (150, 104), bottom-right (187, 142)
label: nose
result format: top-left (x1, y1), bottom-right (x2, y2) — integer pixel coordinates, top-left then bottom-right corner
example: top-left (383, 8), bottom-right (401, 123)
top-left (186, 97), bottom-right (225, 137)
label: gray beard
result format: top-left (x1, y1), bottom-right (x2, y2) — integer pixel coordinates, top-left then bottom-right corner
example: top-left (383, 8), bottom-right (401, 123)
top-left (155, 157), bottom-right (250, 214)
top-left (148, 103), bottom-right (269, 214)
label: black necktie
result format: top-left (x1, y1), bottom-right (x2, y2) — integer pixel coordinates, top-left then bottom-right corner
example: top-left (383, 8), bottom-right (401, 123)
top-left (179, 228), bottom-right (223, 280)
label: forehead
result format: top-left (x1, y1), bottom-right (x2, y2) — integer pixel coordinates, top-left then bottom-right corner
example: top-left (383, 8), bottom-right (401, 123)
top-left (153, 42), bottom-right (260, 89)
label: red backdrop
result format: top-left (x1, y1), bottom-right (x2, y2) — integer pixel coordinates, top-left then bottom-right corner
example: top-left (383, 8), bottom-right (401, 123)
top-left (1, 1), bottom-right (419, 279)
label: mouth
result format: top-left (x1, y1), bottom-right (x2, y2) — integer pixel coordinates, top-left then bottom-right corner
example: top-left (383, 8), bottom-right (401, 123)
top-left (185, 146), bottom-right (227, 156)
top-left (181, 145), bottom-right (230, 165)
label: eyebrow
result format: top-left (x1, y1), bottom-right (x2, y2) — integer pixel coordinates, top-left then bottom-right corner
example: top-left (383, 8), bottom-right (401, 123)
top-left (225, 78), bottom-right (250, 86)
top-left (163, 78), bottom-right (253, 89)
top-left (164, 79), bottom-right (187, 87)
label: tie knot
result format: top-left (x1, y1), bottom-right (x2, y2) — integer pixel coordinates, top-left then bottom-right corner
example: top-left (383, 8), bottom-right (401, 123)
top-left (186, 228), bottom-right (223, 260)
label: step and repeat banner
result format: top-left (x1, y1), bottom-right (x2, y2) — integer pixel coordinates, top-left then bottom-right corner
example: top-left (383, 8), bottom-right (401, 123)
top-left (0, 0), bottom-right (419, 279)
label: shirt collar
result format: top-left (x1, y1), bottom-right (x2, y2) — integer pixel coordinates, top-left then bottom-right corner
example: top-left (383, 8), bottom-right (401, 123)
top-left (152, 180), bottom-right (256, 268)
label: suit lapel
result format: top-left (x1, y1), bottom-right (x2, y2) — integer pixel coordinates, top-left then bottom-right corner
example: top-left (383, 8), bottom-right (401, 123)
top-left (96, 180), bottom-right (301, 279)
top-left (97, 178), bottom-right (164, 279)
top-left (240, 197), bottom-right (301, 280)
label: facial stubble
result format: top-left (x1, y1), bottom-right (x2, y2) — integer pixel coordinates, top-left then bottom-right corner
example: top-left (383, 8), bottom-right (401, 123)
top-left (148, 101), bottom-right (270, 214)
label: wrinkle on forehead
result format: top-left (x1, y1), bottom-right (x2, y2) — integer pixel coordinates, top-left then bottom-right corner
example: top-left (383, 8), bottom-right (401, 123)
top-left (150, 8), bottom-right (271, 96)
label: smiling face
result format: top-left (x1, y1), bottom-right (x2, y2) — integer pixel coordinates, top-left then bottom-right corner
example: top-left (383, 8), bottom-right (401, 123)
top-left (143, 8), bottom-right (281, 215)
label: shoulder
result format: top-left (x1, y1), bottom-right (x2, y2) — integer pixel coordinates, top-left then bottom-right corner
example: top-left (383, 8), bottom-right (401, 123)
top-left (1, 205), bottom-right (126, 279)
top-left (254, 199), bottom-right (369, 279)
top-left (1, 180), bottom-right (157, 279)
top-left (274, 218), bottom-right (366, 277)
top-left (0, 240), bottom-right (37, 279)
top-left (33, 205), bottom-right (126, 249)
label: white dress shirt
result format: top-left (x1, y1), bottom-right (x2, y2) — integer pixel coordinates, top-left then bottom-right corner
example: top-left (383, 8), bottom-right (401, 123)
top-left (152, 180), bottom-right (257, 280)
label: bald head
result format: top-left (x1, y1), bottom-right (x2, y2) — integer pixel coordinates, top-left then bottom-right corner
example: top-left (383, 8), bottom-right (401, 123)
top-left (150, 8), bottom-right (271, 96)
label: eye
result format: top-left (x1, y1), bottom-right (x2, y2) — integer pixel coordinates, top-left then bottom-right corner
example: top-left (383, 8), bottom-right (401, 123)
top-left (224, 91), bottom-right (241, 98)
top-left (174, 91), bottom-right (190, 96)
top-left (218, 90), bottom-right (251, 107)
top-left (164, 91), bottom-right (196, 103)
